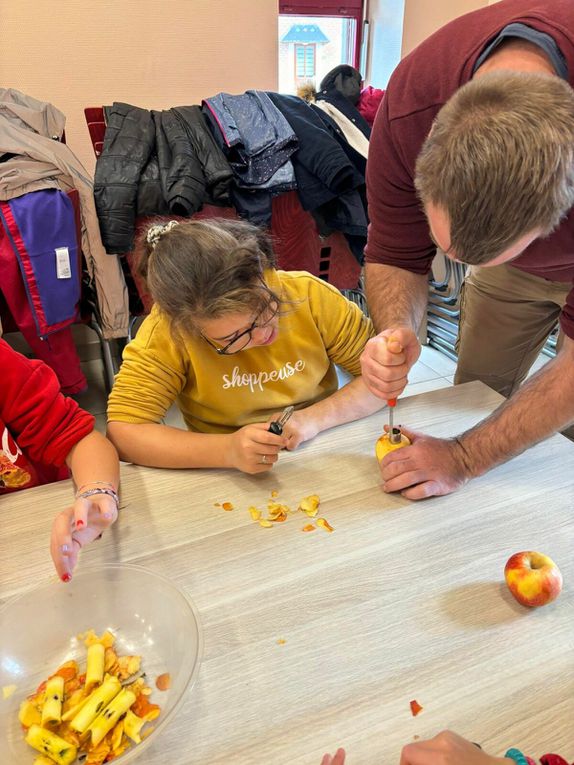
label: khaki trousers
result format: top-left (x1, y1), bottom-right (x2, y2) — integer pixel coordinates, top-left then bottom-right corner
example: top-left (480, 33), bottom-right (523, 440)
top-left (454, 263), bottom-right (570, 396)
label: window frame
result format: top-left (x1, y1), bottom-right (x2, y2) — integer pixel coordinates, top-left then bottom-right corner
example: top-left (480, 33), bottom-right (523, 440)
top-left (279, 1), bottom-right (364, 70)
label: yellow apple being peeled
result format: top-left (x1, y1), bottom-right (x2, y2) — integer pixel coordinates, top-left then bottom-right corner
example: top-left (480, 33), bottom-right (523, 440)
top-left (504, 551), bottom-right (563, 608)
top-left (375, 430), bottom-right (411, 463)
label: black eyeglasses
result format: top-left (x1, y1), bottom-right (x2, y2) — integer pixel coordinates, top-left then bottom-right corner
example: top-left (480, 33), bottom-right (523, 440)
top-left (201, 300), bottom-right (279, 355)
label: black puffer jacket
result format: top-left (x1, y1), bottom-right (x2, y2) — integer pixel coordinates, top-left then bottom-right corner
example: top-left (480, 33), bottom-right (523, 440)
top-left (266, 93), bottom-right (367, 263)
top-left (94, 103), bottom-right (154, 254)
top-left (94, 102), bottom-right (232, 253)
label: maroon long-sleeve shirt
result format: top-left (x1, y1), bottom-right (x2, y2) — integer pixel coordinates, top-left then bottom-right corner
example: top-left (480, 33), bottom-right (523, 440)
top-left (365, 0), bottom-right (574, 338)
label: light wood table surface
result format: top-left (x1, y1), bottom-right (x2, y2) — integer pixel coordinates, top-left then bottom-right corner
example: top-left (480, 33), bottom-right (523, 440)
top-left (1, 382), bottom-right (573, 764)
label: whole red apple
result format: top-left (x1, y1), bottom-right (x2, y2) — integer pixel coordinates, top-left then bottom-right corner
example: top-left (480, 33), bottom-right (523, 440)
top-left (504, 551), bottom-right (563, 608)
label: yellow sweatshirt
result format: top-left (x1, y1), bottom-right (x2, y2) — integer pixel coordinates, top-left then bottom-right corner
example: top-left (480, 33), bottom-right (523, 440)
top-left (107, 270), bottom-right (375, 434)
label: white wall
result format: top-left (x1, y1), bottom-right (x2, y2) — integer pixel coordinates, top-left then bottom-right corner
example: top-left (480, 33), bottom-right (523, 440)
top-left (1, 0), bottom-right (279, 172)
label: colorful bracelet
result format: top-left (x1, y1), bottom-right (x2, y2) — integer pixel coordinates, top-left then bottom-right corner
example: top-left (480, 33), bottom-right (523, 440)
top-left (75, 487), bottom-right (120, 509)
top-left (76, 480), bottom-right (115, 494)
top-left (505, 749), bottom-right (529, 765)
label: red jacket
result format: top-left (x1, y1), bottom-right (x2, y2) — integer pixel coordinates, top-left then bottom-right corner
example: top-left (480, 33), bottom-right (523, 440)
top-left (0, 339), bottom-right (94, 491)
top-left (365, 0), bottom-right (574, 339)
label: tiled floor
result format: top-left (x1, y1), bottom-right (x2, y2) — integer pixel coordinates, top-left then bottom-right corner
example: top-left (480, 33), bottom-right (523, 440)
top-left (75, 344), bottom-right (461, 434)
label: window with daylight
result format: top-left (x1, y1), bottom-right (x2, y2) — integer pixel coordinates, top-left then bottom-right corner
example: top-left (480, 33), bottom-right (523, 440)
top-left (279, 1), bottom-right (363, 95)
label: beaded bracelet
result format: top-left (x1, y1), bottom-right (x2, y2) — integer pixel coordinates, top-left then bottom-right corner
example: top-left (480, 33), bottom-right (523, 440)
top-left (76, 480), bottom-right (115, 494)
top-left (75, 487), bottom-right (120, 509)
top-left (505, 749), bottom-right (529, 765)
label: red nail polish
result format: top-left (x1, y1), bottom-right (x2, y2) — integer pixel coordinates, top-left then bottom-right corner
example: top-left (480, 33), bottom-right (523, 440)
top-left (61, 573), bottom-right (71, 583)
top-left (76, 520), bottom-right (84, 527)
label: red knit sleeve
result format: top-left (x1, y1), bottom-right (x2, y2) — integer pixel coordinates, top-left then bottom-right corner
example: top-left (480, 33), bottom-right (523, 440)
top-left (0, 342), bottom-right (95, 468)
top-left (539, 754), bottom-right (571, 765)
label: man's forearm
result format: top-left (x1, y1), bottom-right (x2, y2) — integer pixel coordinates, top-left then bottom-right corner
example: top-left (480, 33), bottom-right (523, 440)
top-left (456, 349), bottom-right (574, 478)
top-left (365, 263), bottom-right (428, 333)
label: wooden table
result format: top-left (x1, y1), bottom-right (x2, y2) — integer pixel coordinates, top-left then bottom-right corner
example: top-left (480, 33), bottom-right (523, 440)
top-left (1, 382), bottom-right (573, 764)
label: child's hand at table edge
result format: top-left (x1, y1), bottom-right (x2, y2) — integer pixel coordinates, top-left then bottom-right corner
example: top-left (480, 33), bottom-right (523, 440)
top-left (321, 748), bottom-right (346, 765)
top-left (50, 493), bottom-right (118, 582)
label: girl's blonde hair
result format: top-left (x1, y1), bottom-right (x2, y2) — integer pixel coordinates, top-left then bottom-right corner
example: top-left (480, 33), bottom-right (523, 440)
top-left (137, 218), bottom-right (279, 336)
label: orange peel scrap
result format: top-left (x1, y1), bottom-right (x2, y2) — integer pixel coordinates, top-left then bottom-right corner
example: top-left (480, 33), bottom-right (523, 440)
top-left (248, 506), bottom-right (262, 521)
top-left (410, 699), bottom-right (423, 717)
top-left (155, 673), bottom-right (171, 691)
top-left (268, 501), bottom-right (289, 514)
top-left (218, 493), bottom-right (325, 532)
top-left (268, 502), bottom-right (290, 521)
top-left (299, 494), bottom-right (320, 517)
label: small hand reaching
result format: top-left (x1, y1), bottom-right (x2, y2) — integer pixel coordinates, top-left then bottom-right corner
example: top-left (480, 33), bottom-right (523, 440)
top-left (51, 493), bottom-right (118, 582)
top-left (320, 748), bottom-right (346, 765)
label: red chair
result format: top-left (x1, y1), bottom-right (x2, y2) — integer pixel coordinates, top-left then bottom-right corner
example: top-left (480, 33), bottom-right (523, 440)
top-left (84, 106), bottom-right (361, 319)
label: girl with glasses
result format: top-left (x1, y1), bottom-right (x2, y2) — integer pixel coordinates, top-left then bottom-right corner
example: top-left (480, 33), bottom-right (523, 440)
top-left (107, 218), bottom-right (385, 473)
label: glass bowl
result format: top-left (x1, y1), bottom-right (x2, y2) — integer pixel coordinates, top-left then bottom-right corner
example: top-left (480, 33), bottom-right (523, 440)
top-left (0, 563), bottom-right (203, 764)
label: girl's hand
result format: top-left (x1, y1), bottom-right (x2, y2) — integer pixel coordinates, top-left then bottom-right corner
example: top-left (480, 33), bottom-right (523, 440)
top-left (400, 731), bottom-right (513, 765)
top-left (268, 409), bottom-right (320, 450)
top-left (50, 493), bottom-right (119, 582)
top-left (227, 423), bottom-right (287, 474)
top-left (321, 749), bottom-right (346, 765)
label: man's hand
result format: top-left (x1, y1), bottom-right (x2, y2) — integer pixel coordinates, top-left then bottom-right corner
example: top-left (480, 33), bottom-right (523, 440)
top-left (227, 423), bottom-right (287, 474)
top-left (379, 425), bottom-right (471, 500)
top-left (267, 410), bottom-right (320, 451)
top-left (360, 328), bottom-right (421, 400)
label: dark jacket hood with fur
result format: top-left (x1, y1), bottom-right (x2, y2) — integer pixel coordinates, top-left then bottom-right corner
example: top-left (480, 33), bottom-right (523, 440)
top-left (319, 65), bottom-right (362, 104)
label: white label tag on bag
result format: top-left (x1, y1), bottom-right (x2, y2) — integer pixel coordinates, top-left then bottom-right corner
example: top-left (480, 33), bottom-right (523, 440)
top-left (55, 247), bottom-right (72, 279)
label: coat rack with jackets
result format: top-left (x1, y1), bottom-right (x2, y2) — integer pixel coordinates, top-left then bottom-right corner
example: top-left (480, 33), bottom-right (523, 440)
top-left (93, 80), bottom-right (374, 277)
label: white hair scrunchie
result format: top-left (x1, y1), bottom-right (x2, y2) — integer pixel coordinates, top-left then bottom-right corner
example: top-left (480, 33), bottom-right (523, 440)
top-left (146, 220), bottom-right (179, 249)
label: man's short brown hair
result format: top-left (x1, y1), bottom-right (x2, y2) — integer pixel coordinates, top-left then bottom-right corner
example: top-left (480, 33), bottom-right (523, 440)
top-left (415, 71), bottom-right (574, 264)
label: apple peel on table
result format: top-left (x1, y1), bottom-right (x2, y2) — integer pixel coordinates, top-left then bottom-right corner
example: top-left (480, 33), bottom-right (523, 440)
top-left (504, 551), bottom-right (563, 608)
